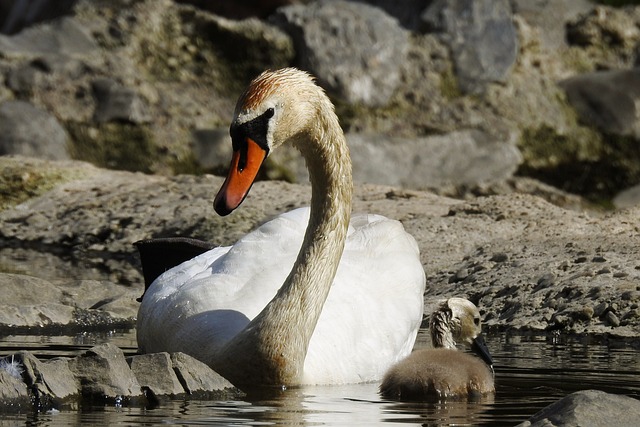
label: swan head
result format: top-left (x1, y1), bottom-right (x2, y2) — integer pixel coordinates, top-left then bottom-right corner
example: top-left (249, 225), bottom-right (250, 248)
top-left (214, 68), bottom-right (330, 216)
top-left (430, 297), bottom-right (493, 369)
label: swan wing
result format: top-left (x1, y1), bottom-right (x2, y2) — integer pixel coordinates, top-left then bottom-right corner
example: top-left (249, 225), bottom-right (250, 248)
top-left (137, 208), bottom-right (425, 384)
top-left (136, 208), bottom-right (309, 358)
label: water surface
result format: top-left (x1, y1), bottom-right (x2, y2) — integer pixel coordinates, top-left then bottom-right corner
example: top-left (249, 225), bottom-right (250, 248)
top-left (0, 330), bottom-right (638, 426)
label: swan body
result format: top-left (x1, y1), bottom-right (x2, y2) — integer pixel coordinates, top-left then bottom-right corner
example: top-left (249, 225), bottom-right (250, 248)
top-left (380, 297), bottom-right (495, 400)
top-left (137, 68), bottom-right (425, 388)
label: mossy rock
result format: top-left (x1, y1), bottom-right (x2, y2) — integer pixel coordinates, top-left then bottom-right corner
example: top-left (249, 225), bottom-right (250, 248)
top-left (132, 3), bottom-right (294, 96)
top-left (66, 122), bottom-right (158, 173)
top-left (518, 125), bottom-right (640, 205)
top-left (0, 156), bottom-right (94, 211)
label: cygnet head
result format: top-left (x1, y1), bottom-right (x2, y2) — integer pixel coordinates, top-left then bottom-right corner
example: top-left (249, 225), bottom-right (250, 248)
top-left (430, 297), bottom-right (493, 369)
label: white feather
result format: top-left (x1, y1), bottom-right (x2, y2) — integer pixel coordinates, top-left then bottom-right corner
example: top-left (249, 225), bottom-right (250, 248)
top-left (138, 207), bottom-right (425, 384)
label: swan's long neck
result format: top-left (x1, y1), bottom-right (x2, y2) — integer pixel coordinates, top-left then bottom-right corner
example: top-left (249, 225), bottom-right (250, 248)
top-left (213, 101), bottom-right (353, 388)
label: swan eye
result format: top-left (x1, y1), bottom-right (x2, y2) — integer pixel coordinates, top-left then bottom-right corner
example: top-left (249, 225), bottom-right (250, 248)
top-left (474, 318), bottom-right (480, 326)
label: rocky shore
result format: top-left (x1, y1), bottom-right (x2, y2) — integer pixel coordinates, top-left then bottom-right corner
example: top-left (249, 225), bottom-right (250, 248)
top-left (2, 154), bottom-right (639, 338)
top-left (1, 0), bottom-right (640, 424)
top-left (1, 154), bottom-right (639, 422)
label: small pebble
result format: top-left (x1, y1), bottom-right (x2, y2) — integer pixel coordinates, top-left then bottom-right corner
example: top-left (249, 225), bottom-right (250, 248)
top-left (605, 311), bottom-right (620, 327)
top-left (575, 305), bottom-right (594, 321)
top-left (621, 308), bottom-right (640, 321)
top-left (449, 268), bottom-right (469, 283)
top-left (621, 291), bottom-right (634, 301)
top-left (490, 252), bottom-right (509, 263)
top-left (537, 273), bottom-right (555, 288)
top-left (594, 302), bottom-right (609, 317)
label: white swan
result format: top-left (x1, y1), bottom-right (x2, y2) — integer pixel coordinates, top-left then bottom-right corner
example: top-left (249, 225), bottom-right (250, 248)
top-left (380, 297), bottom-right (495, 400)
top-left (136, 68), bottom-right (426, 388)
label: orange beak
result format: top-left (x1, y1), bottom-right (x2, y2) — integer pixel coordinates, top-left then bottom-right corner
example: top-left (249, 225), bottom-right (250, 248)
top-left (214, 137), bottom-right (267, 216)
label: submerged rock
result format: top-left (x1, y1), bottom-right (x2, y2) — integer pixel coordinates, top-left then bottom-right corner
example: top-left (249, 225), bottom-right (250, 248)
top-left (129, 352), bottom-right (184, 397)
top-left (67, 343), bottom-right (142, 401)
top-left (0, 368), bottom-right (30, 412)
top-left (170, 352), bottom-right (237, 397)
top-left (0, 345), bottom-right (242, 410)
top-left (517, 389), bottom-right (640, 427)
top-left (17, 351), bottom-right (78, 407)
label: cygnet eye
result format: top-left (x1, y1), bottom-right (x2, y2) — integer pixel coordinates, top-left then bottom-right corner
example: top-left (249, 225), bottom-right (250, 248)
top-left (474, 317), bottom-right (480, 326)
top-left (264, 107), bottom-right (275, 119)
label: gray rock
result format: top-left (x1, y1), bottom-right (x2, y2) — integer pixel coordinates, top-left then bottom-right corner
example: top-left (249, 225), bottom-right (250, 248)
top-left (272, 130), bottom-right (522, 189)
top-left (6, 62), bottom-right (43, 95)
top-left (0, 346), bottom-right (244, 409)
top-left (0, 273), bottom-right (138, 329)
top-left (170, 352), bottom-right (238, 396)
top-left (613, 183), bottom-right (640, 208)
top-left (422, 0), bottom-right (518, 94)
top-left (566, 6), bottom-right (640, 50)
top-left (516, 389), bottom-right (640, 427)
top-left (129, 352), bottom-right (184, 396)
top-left (190, 128), bottom-right (232, 173)
top-left (18, 351), bottom-right (78, 402)
top-left (349, 0), bottom-right (430, 31)
top-left (0, 16), bottom-right (97, 58)
top-left (349, 130), bottom-right (522, 189)
top-left (559, 69), bottom-right (640, 137)
top-left (0, 0), bottom-right (77, 35)
top-left (0, 274), bottom-right (75, 327)
top-left (271, 0), bottom-right (408, 106)
top-left (67, 343), bottom-right (141, 399)
top-left (0, 100), bottom-right (69, 160)
top-left (56, 279), bottom-right (139, 321)
top-left (511, 0), bottom-right (592, 50)
top-left (91, 78), bottom-right (151, 124)
top-left (0, 368), bottom-right (30, 411)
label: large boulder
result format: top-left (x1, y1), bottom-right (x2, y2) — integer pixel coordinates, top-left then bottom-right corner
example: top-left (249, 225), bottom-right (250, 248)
top-left (0, 16), bottom-right (96, 58)
top-left (271, 0), bottom-right (408, 106)
top-left (511, 0), bottom-right (592, 50)
top-left (559, 69), bottom-right (640, 137)
top-left (0, 274), bottom-right (75, 327)
top-left (270, 130), bottom-right (522, 189)
top-left (0, 101), bottom-right (69, 160)
top-left (421, 0), bottom-right (518, 94)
